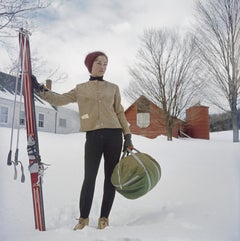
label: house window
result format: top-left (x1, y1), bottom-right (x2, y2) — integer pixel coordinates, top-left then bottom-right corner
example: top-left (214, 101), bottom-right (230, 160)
top-left (137, 113), bottom-right (150, 128)
top-left (0, 106), bottom-right (8, 124)
top-left (19, 111), bottom-right (25, 125)
top-left (38, 113), bottom-right (44, 127)
top-left (59, 118), bottom-right (67, 128)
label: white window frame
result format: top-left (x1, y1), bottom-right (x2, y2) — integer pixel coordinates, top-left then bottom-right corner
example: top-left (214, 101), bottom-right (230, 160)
top-left (19, 110), bottom-right (25, 126)
top-left (0, 106), bottom-right (9, 124)
top-left (38, 113), bottom-right (44, 128)
top-left (59, 118), bottom-right (67, 128)
top-left (137, 112), bottom-right (150, 128)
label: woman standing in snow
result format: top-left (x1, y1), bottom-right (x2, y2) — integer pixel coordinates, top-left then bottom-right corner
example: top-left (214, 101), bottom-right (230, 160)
top-left (31, 51), bottom-right (133, 230)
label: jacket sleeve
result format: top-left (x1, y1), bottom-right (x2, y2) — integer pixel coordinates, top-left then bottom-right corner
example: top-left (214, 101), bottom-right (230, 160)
top-left (114, 86), bottom-right (131, 135)
top-left (38, 88), bottom-right (77, 106)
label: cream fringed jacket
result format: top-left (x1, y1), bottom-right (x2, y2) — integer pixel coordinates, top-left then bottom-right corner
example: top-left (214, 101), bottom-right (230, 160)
top-left (39, 80), bottom-right (131, 135)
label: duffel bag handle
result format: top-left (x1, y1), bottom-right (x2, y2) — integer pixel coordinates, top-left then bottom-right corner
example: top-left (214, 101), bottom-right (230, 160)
top-left (121, 147), bottom-right (141, 160)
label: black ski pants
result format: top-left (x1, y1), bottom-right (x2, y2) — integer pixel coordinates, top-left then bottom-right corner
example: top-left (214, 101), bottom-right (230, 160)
top-left (79, 128), bottom-right (123, 219)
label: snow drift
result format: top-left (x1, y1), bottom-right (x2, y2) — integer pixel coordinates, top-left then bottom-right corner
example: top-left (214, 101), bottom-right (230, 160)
top-left (1, 127), bottom-right (239, 241)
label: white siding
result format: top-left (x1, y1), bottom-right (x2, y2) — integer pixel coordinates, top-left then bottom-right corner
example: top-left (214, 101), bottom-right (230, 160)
top-left (0, 97), bottom-right (80, 134)
top-left (35, 105), bottom-right (57, 133)
top-left (55, 106), bottom-right (80, 134)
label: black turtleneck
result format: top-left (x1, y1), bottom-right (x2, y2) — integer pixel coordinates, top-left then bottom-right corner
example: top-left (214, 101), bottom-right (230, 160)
top-left (89, 76), bottom-right (104, 81)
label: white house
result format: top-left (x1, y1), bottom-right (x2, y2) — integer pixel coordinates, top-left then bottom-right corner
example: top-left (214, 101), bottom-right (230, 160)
top-left (0, 72), bottom-right (80, 134)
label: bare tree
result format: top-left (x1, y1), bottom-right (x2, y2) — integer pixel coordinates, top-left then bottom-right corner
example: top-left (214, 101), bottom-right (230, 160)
top-left (0, 0), bottom-right (49, 37)
top-left (194, 0), bottom-right (240, 142)
top-left (125, 29), bottom-right (202, 141)
top-left (0, 1), bottom-right (67, 85)
top-left (6, 53), bottom-right (68, 85)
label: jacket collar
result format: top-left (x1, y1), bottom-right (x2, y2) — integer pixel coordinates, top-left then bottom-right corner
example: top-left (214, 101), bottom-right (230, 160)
top-left (89, 76), bottom-right (104, 81)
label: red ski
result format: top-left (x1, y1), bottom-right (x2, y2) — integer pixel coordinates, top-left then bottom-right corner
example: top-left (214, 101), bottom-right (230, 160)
top-left (19, 28), bottom-right (46, 231)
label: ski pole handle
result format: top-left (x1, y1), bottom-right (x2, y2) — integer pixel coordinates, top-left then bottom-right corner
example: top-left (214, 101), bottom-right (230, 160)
top-left (14, 148), bottom-right (19, 165)
top-left (7, 150), bottom-right (12, 166)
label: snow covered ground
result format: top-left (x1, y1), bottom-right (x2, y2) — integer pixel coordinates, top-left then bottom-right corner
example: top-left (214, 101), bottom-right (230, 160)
top-left (1, 127), bottom-right (239, 241)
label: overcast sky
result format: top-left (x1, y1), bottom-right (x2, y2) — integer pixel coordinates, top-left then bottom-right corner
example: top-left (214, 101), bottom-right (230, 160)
top-left (1, 0), bottom-right (197, 107)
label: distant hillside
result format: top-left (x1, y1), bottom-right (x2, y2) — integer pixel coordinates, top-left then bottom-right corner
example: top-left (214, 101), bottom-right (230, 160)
top-left (210, 110), bottom-right (240, 132)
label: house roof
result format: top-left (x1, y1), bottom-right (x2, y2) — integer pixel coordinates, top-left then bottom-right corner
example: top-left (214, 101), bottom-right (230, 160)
top-left (0, 71), bottom-right (54, 109)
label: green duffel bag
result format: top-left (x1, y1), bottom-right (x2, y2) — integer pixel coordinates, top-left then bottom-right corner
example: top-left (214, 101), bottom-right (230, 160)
top-left (111, 148), bottom-right (161, 199)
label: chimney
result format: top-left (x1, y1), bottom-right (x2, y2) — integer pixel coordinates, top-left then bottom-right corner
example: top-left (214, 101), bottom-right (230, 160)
top-left (46, 79), bottom-right (52, 90)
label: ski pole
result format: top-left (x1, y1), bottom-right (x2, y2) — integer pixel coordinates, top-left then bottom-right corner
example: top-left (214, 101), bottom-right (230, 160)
top-left (14, 49), bottom-right (26, 183)
top-left (13, 29), bottom-right (28, 182)
top-left (7, 46), bottom-right (22, 166)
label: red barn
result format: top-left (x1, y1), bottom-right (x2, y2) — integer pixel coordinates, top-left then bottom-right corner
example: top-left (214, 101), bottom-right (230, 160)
top-left (125, 96), bottom-right (209, 139)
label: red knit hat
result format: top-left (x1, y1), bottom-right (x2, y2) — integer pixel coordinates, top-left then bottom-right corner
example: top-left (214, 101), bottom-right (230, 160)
top-left (84, 51), bottom-right (108, 73)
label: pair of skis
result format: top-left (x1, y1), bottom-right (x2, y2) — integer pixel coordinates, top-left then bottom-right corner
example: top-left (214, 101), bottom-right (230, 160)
top-left (7, 28), bottom-right (46, 231)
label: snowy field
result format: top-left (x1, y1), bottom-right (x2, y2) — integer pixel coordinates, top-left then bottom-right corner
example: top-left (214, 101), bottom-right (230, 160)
top-left (0, 127), bottom-right (239, 241)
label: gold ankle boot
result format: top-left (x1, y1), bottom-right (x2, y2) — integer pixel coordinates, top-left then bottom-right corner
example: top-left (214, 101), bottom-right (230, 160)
top-left (98, 217), bottom-right (109, 229)
top-left (73, 218), bottom-right (89, 230)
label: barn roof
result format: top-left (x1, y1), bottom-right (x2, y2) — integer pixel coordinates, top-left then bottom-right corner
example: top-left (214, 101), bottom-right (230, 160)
top-left (125, 95), bottom-right (162, 112)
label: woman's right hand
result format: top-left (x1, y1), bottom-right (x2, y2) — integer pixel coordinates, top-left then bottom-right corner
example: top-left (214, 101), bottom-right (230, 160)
top-left (123, 134), bottom-right (133, 152)
top-left (31, 75), bottom-right (46, 91)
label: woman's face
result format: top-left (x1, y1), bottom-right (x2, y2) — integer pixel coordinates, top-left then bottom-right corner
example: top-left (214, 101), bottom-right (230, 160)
top-left (91, 55), bottom-right (108, 77)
